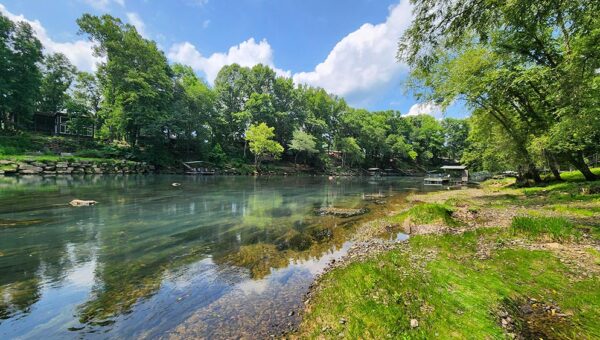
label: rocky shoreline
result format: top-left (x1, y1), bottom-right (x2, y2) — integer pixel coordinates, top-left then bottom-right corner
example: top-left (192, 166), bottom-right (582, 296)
top-left (0, 159), bottom-right (154, 176)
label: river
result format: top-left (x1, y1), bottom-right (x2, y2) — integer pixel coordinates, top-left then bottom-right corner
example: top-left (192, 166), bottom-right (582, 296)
top-left (0, 175), bottom-right (428, 338)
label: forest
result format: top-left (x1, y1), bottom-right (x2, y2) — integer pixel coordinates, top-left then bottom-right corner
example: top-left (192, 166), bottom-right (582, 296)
top-left (1, 12), bottom-right (467, 172)
top-left (1, 3), bottom-right (599, 181)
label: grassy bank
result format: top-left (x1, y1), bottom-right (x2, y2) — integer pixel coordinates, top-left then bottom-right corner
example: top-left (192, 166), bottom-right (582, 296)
top-left (295, 169), bottom-right (600, 339)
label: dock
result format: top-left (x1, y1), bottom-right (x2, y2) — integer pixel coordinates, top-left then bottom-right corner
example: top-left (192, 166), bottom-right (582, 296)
top-left (182, 161), bottom-right (216, 175)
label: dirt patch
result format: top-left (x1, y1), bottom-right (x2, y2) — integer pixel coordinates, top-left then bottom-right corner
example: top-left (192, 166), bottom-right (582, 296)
top-left (520, 241), bottom-right (600, 280)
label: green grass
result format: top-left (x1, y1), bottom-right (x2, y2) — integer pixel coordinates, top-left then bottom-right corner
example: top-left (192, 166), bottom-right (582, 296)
top-left (390, 203), bottom-right (460, 227)
top-left (547, 204), bottom-right (599, 217)
top-left (511, 216), bottom-right (581, 242)
top-left (299, 231), bottom-right (600, 339)
top-left (298, 168), bottom-right (600, 338)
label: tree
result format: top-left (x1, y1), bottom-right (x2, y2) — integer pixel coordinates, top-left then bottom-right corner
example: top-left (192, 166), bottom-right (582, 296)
top-left (289, 129), bottom-right (317, 165)
top-left (38, 53), bottom-right (77, 113)
top-left (337, 137), bottom-right (364, 167)
top-left (77, 14), bottom-right (173, 146)
top-left (245, 122), bottom-right (284, 169)
top-left (398, 0), bottom-right (599, 180)
top-left (442, 118), bottom-right (470, 161)
top-left (213, 64), bottom-right (252, 150)
top-left (386, 134), bottom-right (417, 162)
top-left (166, 63), bottom-right (215, 158)
top-left (66, 71), bottom-right (102, 137)
top-left (0, 14), bottom-right (43, 129)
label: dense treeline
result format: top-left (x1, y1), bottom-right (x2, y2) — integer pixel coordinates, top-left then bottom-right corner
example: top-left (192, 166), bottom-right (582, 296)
top-left (398, 0), bottom-right (600, 182)
top-left (0, 13), bottom-right (470, 171)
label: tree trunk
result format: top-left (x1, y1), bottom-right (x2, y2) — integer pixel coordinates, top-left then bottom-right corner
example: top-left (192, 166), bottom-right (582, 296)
top-left (527, 162), bottom-right (542, 184)
top-left (545, 151), bottom-right (562, 181)
top-left (568, 152), bottom-right (598, 181)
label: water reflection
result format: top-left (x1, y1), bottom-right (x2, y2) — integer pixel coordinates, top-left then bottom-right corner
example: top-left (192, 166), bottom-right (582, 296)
top-left (0, 175), bottom-right (425, 338)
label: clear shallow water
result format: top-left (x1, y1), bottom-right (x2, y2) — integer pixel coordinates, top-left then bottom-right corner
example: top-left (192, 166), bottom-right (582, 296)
top-left (0, 175), bottom-right (426, 338)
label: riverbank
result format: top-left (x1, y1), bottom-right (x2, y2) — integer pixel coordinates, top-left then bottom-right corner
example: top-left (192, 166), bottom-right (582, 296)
top-left (0, 156), bottom-right (154, 175)
top-left (293, 169), bottom-right (600, 339)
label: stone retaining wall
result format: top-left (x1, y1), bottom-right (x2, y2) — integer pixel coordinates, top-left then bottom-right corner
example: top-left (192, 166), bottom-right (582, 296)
top-left (0, 159), bottom-right (154, 176)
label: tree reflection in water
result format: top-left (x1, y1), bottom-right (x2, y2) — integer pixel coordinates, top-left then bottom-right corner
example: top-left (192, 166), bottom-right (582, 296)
top-left (0, 175), bottom-right (419, 337)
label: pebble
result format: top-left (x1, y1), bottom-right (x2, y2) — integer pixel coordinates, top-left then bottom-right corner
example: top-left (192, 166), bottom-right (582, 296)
top-left (410, 319), bottom-right (419, 328)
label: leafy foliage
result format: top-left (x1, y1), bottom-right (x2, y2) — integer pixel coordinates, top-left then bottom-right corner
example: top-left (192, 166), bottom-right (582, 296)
top-left (399, 0), bottom-right (600, 182)
top-left (245, 122), bottom-right (284, 168)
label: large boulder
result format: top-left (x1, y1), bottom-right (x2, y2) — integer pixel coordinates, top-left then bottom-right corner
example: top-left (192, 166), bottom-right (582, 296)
top-left (18, 164), bottom-right (43, 174)
top-left (0, 163), bottom-right (18, 174)
top-left (69, 199), bottom-right (98, 207)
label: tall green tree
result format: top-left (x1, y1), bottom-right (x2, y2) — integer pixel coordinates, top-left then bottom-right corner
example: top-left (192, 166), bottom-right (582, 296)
top-left (77, 14), bottom-right (173, 146)
top-left (0, 14), bottom-right (43, 129)
top-left (167, 63), bottom-right (215, 158)
top-left (38, 53), bottom-right (77, 113)
top-left (399, 0), bottom-right (600, 180)
top-left (66, 72), bottom-right (101, 136)
top-left (213, 63), bottom-right (252, 150)
top-left (289, 129), bottom-right (317, 165)
top-left (442, 117), bottom-right (470, 162)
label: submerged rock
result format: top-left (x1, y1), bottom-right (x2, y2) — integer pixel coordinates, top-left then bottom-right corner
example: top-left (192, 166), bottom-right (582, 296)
top-left (315, 207), bottom-right (367, 217)
top-left (69, 199), bottom-right (98, 207)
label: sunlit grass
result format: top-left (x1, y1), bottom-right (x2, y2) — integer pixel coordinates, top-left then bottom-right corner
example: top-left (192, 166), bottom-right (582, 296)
top-left (511, 216), bottom-right (580, 242)
top-left (298, 230), bottom-right (600, 339)
top-left (389, 203), bottom-right (460, 227)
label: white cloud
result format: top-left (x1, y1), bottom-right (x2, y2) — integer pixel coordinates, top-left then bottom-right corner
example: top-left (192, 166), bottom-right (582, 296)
top-left (202, 19), bottom-right (210, 29)
top-left (187, 0), bottom-right (209, 7)
top-left (83, 0), bottom-right (125, 11)
top-left (168, 38), bottom-right (291, 84)
top-left (126, 12), bottom-right (148, 38)
top-left (406, 102), bottom-right (444, 119)
top-left (292, 0), bottom-right (413, 105)
top-left (0, 4), bottom-right (100, 71)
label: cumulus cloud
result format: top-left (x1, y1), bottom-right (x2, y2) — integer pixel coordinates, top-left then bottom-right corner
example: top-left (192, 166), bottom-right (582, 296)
top-left (83, 0), bottom-right (125, 11)
top-left (126, 12), bottom-right (148, 38)
top-left (292, 0), bottom-right (413, 105)
top-left (168, 38), bottom-right (291, 84)
top-left (0, 4), bottom-right (100, 71)
top-left (406, 102), bottom-right (444, 119)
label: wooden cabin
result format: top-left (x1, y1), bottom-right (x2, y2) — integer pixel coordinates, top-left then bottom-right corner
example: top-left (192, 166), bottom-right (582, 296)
top-left (33, 112), bottom-right (94, 137)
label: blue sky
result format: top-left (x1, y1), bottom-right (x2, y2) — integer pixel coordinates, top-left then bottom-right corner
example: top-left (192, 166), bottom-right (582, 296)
top-left (0, 0), bottom-right (466, 118)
